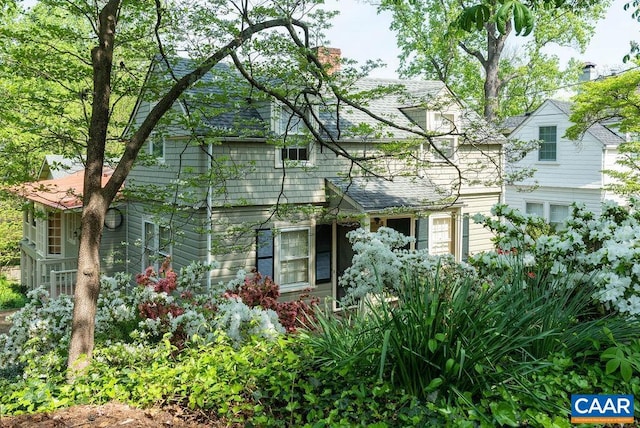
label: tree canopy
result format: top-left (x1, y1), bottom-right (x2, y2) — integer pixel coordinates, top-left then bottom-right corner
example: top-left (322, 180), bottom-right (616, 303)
top-left (377, 0), bottom-right (608, 122)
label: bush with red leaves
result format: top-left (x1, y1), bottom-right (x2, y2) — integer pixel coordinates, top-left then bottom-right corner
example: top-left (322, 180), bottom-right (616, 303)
top-left (225, 271), bottom-right (318, 333)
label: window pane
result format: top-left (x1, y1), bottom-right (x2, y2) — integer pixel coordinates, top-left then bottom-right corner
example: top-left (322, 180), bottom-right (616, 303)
top-left (281, 259), bottom-right (309, 284)
top-left (48, 212), bottom-right (62, 255)
top-left (526, 202), bottom-right (544, 218)
top-left (159, 225), bottom-right (171, 256)
top-left (280, 229), bottom-right (309, 286)
top-left (550, 204), bottom-right (569, 226)
top-left (431, 216), bottom-right (453, 255)
top-left (538, 126), bottom-right (557, 161)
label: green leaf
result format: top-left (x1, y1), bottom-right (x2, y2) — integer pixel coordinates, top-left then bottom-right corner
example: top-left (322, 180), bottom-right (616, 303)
top-left (620, 361), bottom-right (633, 382)
top-left (605, 358), bottom-right (620, 375)
top-left (428, 338), bottom-right (438, 353)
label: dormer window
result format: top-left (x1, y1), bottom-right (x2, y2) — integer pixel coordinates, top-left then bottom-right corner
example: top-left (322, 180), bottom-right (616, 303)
top-left (430, 113), bottom-right (456, 134)
top-left (275, 104), bottom-right (314, 168)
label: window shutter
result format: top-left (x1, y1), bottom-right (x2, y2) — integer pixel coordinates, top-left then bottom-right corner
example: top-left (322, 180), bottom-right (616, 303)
top-left (415, 217), bottom-right (429, 251)
top-left (462, 215), bottom-right (470, 261)
top-left (256, 229), bottom-right (274, 279)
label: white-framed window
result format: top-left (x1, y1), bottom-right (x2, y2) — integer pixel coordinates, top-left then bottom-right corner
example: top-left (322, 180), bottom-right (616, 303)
top-left (274, 104), bottom-right (314, 168)
top-left (430, 214), bottom-right (454, 256)
top-left (538, 126), bottom-right (557, 161)
top-left (525, 202), bottom-right (545, 218)
top-left (275, 136), bottom-right (312, 167)
top-left (278, 228), bottom-right (311, 289)
top-left (148, 135), bottom-right (165, 160)
top-left (67, 212), bottom-right (80, 243)
top-left (549, 204), bottom-right (570, 229)
top-left (524, 201), bottom-right (570, 229)
top-left (430, 112), bottom-right (456, 133)
top-left (47, 211), bottom-right (62, 256)
top-left (143, 220), bottom-right (172, 270)
top-left (430, 138), bottom-right (456, 161)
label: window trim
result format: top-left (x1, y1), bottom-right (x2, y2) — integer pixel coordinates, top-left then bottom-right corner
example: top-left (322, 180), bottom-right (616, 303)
top-left (538, 125), bottom-right (557, 162)
top-left (148, 135), bottom-right (166, 162)
top-left (274, 226), bottom-right (313, 292)
top-left (524, 200), bottom-right (570, 228)
top-left (142, 219), bottom-right (172, 271)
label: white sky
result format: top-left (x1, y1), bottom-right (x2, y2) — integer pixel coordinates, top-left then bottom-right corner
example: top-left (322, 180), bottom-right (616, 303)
top-left (323, 0), bottom-right (640, 78)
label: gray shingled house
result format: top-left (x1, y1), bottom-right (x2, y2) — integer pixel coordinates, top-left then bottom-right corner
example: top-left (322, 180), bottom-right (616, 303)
top-left (120, 53), bottom-right (506, 303)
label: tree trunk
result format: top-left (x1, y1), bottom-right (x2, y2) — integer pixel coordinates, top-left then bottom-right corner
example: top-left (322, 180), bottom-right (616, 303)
top-left (67, 196), bottom-right (108, 372)
top-left (67, 0), bottom-right (119, 374)
top-left (483, 21), bottom-right (509, 123)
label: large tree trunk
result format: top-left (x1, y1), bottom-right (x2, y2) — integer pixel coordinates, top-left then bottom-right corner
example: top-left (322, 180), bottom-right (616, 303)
top-left (67, 0), bottom-right (119, 373)
top-left (67, 196), bottom-right (108, 372)
top-left (483, 21), bottom-right (509, 123)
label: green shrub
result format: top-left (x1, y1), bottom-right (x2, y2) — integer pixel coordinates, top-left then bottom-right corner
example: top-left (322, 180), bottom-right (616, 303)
top-left (0, 276), bottom-right (26, 309)
top-left (303, 262), bottom-right (640, 422)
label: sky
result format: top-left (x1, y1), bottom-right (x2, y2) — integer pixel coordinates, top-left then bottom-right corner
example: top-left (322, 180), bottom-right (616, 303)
top-left (323, 0), bottom-right (640, 78)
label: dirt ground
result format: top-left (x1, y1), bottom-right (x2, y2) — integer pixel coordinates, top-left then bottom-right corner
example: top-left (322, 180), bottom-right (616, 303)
top-left (0, 402), bottom-right (237, 427)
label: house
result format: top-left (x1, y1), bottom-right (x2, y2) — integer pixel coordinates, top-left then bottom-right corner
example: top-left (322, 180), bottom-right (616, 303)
top-left (13, 161), bottom-right (126, 296)
top-left (122, 52), bottom-right (505, 304)
top-left (504, 98), bottom-right (626, 226)
top-left (15, 51), bottom-right (505, 304)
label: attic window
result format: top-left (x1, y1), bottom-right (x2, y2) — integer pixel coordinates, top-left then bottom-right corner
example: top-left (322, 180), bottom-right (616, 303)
top-left (280, 106), bottom-right (307, 135)
top-left (148, 136), bottom-right (165, 160)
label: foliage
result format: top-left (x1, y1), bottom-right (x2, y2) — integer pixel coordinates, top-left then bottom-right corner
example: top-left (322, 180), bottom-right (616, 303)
top-left (567, 67), bottom-right (640, 197)
top-left (377, 0), bottom-right (607, 120)
top-left (339, 226), bottom-right (474, 305)
top-left (471, 201), bottom-right (640, 316)
top-left (0, 276), bottom-right (25, 310)
top-left (0, 199), bottom-right (22, 267)
top-left (224, 271), bottom-right (318, 333)
top-left (0, 262), bottom-right (308, 374)
top-left (310, 263), bottom-right (637, 408)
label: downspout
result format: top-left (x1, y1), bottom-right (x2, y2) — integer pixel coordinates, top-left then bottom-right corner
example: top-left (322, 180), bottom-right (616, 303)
top-left (206, 142), bottom-right (213, 288)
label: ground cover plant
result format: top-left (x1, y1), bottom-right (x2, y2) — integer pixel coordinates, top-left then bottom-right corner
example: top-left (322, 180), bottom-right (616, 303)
top-left (0, 275), bottom-right (25, 310)
top-left (1, 202), bottom-right (640, 425)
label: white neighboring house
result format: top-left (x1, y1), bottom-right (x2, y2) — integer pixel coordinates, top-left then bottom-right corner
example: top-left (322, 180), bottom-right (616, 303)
top-left (505, 99), bottom-right (627, 226)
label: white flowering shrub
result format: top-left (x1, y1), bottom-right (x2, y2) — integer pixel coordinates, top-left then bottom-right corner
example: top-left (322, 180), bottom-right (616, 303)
top-left (339, 227), bottom-right (475, 304)
top-left (471, 201), bottom-right (640, 316)
top-left (0, 261), bottom-right (287, 372)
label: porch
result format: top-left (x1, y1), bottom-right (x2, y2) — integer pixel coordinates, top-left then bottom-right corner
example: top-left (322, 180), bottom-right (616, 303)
top-left (20, 246), bottom-right (77, 298)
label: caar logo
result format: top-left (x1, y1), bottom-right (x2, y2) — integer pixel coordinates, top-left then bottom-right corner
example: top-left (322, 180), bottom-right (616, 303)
top-left (571, 394), bottom-right (634, 424)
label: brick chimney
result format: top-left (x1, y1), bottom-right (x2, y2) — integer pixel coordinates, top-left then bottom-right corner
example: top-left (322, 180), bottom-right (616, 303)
top-left (313, 46), bottom-right (341, 75)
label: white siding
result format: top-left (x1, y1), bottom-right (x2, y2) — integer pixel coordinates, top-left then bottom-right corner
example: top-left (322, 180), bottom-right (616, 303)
top-left (506, 185), bottom-right (603, 216)
top-left (509, 102), bottom-right (604, 190)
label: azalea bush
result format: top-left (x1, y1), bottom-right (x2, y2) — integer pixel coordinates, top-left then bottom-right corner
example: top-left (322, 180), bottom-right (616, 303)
top-left (339, 226), bottom-right (475, 304)
top-left (471, 200), bottom-right (640, 316)
top-left (0, 261), bottom-right (315, 375)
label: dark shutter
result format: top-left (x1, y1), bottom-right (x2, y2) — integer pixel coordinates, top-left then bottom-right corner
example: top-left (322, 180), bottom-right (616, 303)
top-left (256, 229), bottom-right (274, 279)
top-left (315, 224), bottom-right (332, 282)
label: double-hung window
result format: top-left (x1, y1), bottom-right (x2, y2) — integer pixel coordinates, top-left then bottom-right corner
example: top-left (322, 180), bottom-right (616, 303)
top-left (549, 204), bottom-right (569, 229)
top-left (143, 221), bottom-right (172, 270)
top-left (538, 126), bottom-right (557, 161)
top-left (255, 227), bottom-right (312, 291)
top-left (279, 229), bottom-right (310, 288)
top-left (148, 135), bottom-right (165, 161)
top-left (276, 106), bottom-right (312, 167)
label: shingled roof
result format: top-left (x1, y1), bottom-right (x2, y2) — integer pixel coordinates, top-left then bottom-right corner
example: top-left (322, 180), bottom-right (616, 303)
top-left (131, 56), bottom-right (503, 145)
top-left (326, 177), bottom-right (454, 212)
